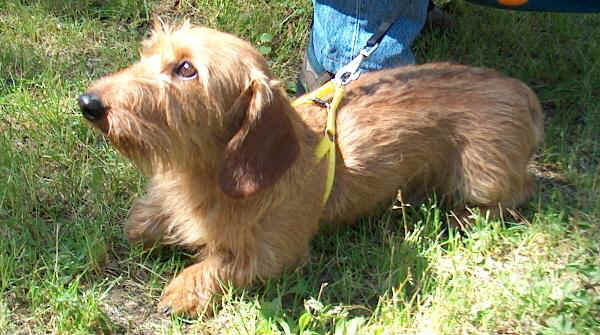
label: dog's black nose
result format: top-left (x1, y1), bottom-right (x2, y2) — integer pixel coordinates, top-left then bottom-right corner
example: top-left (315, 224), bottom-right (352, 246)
top-left (78, 93), bottom-right (106, 121)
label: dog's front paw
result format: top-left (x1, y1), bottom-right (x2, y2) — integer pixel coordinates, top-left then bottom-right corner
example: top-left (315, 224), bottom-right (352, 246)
top-left (158, 263), bottom-right (216, 317)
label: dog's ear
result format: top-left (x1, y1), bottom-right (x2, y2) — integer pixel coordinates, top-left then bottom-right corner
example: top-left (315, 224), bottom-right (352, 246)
top-left (218, 80), bottom-right (299, 198)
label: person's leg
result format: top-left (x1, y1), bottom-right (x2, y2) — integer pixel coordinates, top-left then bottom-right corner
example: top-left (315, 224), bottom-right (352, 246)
top-left (310, 0), bottom-right (428, 73)
top-left (297, 0), bottom-right (430, 94)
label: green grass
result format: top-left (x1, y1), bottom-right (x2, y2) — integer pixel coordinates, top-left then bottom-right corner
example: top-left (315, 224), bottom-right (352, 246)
top-left (1, 0), bottom-right (599, 334)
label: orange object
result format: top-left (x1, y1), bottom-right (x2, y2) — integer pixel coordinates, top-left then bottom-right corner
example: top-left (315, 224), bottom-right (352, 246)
top-left (498, 0), bottom-right (528, 6)
top-left (467, 0), bottom-right (600, 12)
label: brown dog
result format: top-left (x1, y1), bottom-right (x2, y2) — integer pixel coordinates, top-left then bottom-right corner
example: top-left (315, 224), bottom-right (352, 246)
top-left (79, 22), bottom-right (543, 315)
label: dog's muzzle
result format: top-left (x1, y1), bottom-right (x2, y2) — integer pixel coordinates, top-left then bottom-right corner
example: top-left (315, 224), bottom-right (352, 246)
top-left (78, 93), bottom-right (106, 122)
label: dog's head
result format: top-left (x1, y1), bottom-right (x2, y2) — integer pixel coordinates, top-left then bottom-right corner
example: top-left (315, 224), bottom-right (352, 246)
top-left (79, 22), bottom-right (299, 197)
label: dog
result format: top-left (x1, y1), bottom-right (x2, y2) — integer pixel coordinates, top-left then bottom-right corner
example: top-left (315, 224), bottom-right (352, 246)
top-left (78, 22), bottom-right (543, 316)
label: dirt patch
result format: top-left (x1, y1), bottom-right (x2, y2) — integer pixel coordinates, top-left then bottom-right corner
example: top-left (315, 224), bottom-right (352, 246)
top-left (101, 282), bottom-right (170, 334)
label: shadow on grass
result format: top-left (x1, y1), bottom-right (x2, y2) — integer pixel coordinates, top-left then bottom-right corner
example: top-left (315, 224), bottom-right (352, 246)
top-left (242, 208), bottom-right (436, 332)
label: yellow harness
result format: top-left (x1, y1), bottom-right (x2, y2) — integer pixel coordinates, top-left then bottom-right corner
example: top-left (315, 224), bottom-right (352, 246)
top-left (292, 80), bottom-right (343, 206)
top-left (291, 44), bottom-right (379, 206)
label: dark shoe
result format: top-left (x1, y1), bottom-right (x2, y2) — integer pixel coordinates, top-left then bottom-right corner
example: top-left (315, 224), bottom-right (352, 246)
top-left (426, 5), bottom-right (455, 29)
top-left (296, 49), bottom-right (333, 97)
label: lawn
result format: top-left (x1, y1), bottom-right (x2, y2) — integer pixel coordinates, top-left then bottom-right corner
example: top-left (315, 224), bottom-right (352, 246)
top-left (0, 0), bottom-right (599, 334)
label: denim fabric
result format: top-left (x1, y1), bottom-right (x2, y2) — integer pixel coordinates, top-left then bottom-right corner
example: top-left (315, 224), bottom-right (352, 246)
top-left (308, 0), bottom-right (428, 74)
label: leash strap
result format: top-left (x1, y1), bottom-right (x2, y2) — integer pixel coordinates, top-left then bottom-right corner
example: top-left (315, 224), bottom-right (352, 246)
top-left (366, 16), bottom-right (395, 48)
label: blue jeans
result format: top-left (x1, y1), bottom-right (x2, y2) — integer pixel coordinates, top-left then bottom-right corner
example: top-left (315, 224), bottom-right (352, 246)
top-left (308, 0), bottom-right (429, 74)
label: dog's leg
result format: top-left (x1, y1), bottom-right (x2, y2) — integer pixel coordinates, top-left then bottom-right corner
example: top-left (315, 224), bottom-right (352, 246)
top-left (452, 150), bottom-right (538, 227)
top-left (158, 213), bottom-right (316, 316)
top-left (157, 255), bottom-right (224, 316)
top-left (462, 166), bottom-right (537, 209)
top-left (450, 178), bottom-right (534, 228)
top-left (125, 192), bottom-right (169, 249)
top-left (158, 247), bottom-right (310, 316)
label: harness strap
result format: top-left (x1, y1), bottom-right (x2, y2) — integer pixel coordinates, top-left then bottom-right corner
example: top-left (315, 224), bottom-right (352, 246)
top-left (292, 81), bottom-right (338, 206)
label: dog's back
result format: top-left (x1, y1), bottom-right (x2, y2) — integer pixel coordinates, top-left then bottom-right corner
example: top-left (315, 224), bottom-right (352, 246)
top-left (308, 63), bottom-right (543, 222)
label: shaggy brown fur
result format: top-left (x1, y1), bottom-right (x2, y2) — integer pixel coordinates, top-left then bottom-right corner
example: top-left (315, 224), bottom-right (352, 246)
top-left (79, 23), bottom-right (543, 316)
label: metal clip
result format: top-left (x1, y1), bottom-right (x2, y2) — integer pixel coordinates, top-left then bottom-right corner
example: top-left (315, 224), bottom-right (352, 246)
top-left (332, 43), bottom-right (380, 86)
top-left (360, 42), bottom-right (379, 58)
top-left (333, 54), bottom-right (363, 86)
top-left (311, 98), bottom-right (329, 109)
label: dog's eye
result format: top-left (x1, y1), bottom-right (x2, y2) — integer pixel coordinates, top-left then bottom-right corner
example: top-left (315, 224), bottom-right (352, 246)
top-left (175, 61), bottom-right (197, 80)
